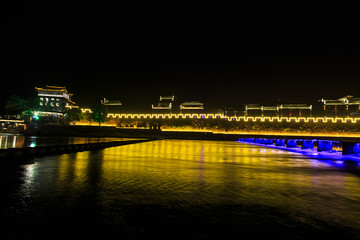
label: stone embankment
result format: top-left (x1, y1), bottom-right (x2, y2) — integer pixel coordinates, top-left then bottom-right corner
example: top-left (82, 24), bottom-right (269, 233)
top-left (0, 139), bottom-right (152, 163)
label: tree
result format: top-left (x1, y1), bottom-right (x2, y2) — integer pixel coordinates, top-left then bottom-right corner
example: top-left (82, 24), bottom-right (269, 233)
top-left (83, 112), bottom-right (93, 125)
top-left (5, 95), bottom-right (39, 119)
top-left (65, 108), bottom-right (82, 125)
top-left (92, 104), bottom-right (108, 126)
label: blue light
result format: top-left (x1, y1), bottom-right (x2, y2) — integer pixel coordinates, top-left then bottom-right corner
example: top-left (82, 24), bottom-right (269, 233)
top-left (353, 143), bottom-right (360, 154)
top-left (237, 137), bottom-right (360, 164)
top-left (318, 140), bottom-right (333, 152)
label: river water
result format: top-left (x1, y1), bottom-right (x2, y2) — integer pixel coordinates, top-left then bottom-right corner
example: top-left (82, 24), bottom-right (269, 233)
top-left (1, 139), bottom-right (360, 239)
top-left (0, 134), bottom-right (130, 149)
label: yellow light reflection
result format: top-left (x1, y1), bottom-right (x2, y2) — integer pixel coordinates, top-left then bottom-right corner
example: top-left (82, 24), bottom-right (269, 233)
top-left (51, 138), bottom-right (360, 226)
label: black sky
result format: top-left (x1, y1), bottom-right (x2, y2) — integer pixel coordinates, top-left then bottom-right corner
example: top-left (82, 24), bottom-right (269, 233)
top-left (2, 4), bottom-right (360, 111)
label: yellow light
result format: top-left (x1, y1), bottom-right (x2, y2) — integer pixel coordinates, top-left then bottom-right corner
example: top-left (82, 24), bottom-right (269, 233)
top-left (161, 127), bottom-right (360, 138)
top-left (80, 108), bottom-right (93, 113)
top-left (83, 111), bottom-right (360, 124)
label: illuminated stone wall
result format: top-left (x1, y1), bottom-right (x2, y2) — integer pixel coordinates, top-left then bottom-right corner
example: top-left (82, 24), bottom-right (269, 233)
top-left (72, 112), bottom-right (360, 136)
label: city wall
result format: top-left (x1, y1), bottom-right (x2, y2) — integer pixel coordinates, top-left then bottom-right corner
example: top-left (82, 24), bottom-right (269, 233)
top-left (76, 114), bottom-right (360, 137)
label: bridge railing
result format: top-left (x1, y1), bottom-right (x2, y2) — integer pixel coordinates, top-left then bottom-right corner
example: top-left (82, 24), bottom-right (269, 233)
top-left (78, 107), bottom-right (360, 123)
top-left (104, 113), bottom-right (360, 123)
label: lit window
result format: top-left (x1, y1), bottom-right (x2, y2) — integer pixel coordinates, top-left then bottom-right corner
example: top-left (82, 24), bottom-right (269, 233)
top-left (56, 103), bottom-right (59, 107)
top-left (40, 97), bottom-right (43, 101)
top-left (51, 98), bottom-right (54, 101)
top-left (39, 102), bottom-right (43, 106)
top-left (50, 102), bottom-right (54, 106)
top-left (56, 98), bottom-right (59, 101)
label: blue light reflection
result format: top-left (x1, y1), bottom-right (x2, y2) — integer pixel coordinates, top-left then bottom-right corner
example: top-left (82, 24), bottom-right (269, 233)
top-left (238, 138), bottom-right (360, 164)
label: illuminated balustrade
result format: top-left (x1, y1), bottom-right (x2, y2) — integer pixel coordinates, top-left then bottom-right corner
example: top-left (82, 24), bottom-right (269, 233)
top-left (81, 108), bottom-right (93, 113)
top-left (78, 109), bottom-right (360, 123)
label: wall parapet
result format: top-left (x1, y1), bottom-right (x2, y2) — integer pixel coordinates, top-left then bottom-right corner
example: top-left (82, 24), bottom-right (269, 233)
top-left (103, 113), bottom-right (360, 123)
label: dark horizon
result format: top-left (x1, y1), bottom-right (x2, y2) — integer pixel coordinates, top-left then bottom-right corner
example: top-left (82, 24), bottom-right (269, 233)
top-left (2, 4), bottom-right (360, 111)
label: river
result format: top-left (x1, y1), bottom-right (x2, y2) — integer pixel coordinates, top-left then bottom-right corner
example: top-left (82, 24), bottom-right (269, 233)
top-left (1, 139), bottom-right (360, 239)
top-left (0, 133), bottom-right (132, 149)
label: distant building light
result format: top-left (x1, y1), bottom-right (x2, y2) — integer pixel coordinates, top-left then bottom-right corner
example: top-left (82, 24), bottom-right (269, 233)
top-left (278, 104), bottom-right (312, 110)
top-left (180, 102), bottom-right (204, 110)
top-left (159, 95), bottom-right (175, 101)
top-left (101, 98), bottom-right (122, 106)
top-left (152, 102), bottom-right (172, 109)
top-left (321, 95), bottom-right (360, 106)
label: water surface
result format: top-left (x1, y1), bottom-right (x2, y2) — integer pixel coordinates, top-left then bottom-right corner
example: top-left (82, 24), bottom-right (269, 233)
top-left (1, 139), bottom-right (360, 239)
top-left (0, 134), bottom-right (129, 149)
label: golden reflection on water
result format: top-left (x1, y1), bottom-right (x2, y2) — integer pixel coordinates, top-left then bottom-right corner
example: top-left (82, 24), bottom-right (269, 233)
top-left (0, 134), bottom-right (25, 149)
top-left (0, 134), bottom-right (128, 149)
top-left (52, 139), bottom-right (360, 230)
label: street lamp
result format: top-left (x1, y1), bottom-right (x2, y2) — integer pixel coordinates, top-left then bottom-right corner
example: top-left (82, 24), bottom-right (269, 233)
top-left (33, 112), bottom-right (40, 120)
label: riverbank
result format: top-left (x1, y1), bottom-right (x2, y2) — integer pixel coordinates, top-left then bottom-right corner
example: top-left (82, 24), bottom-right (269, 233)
top-left (25, 125), bottom-right (222, 140)
top-left (25, 125), bottom-right (163, 138)
top-left (0, 139), bottom-right (153, 163)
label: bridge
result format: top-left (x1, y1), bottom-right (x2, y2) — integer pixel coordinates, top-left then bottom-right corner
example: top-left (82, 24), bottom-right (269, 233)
top-left (78, 108), bottom-right (360, 123)
top-left (74, 110), bottom-right (360, 159)
top-left (237, 135), bottom-right (360, 155)
top-left (108, 114), bottom-right (360, 123)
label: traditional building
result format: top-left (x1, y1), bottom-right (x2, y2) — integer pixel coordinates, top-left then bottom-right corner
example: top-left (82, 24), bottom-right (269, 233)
top-left (245, 103), bottom-right (312, 117)
top-left (152, 95), bottom-right (176, 112)
top-left (35, 85), bottom-right (75, 123)
top-left (101, 98), bottom-right (122, 113)
top-left (278, 104), bottom-right (312, 117)
top-left (321, 95), bottom-right (360, 117)
top-left (180, 101), bottom-right (204, 114)
top-left (224, 105), bottom-right (244, 117)
top-left (245, 104), bottom-right (277, 117)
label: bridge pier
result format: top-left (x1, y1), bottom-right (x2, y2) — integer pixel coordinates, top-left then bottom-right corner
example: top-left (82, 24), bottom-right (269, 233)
top-left (317, 140), bottom-right (333, 152)
top-left (276, 139), bottom-right (285, 147)
top-left (302, 140), bottom-right (315, 149)
top-left (238, 136), bottom-right (360, 159)
top-left (342, 142), bottom-right (360, 155)
top-left (286, 139), bottom-right (298, 148)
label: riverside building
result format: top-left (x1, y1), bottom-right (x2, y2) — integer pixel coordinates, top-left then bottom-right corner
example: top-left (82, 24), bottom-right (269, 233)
top-left (152, 95), bottom-right (177, 113)
top-left (321, 95), bottom-right (360, 117)
top-left (180, 101), bottom-right (204, 114)
top-left (245, 104), bottom-right (312, 117)
top-left (35, 85), bottom-right (76, 123)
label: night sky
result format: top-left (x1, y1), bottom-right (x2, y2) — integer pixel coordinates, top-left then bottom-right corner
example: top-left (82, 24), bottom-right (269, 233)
top-left (2, 4), bottom-right (360, 111)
